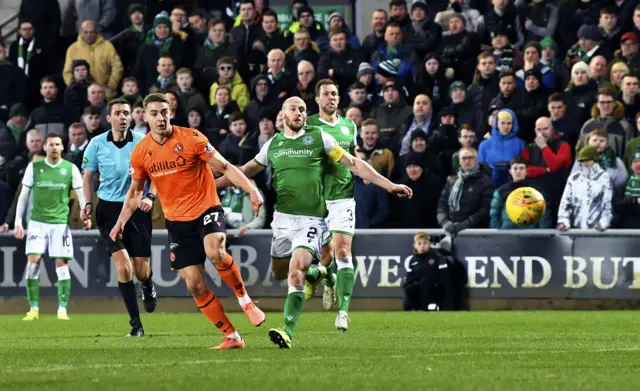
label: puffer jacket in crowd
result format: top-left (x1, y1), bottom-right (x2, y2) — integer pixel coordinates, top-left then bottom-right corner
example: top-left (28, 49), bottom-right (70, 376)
top-left (558, 163), bottom-right (613, 229)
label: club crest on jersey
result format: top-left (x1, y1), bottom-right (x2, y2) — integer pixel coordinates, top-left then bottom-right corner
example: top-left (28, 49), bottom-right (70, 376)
top-left (174, 143), bottom-right (183, 153)
top-left (341, 126), bottom-right (350, 135)
top-left (128, 166), bottom-right (135, 175)
top-left (205, 143), bottom-right (214, 153)
top-left (59, 168), bottom-right (67, 175)
top-left (302, 135), bottom-right (314, 145)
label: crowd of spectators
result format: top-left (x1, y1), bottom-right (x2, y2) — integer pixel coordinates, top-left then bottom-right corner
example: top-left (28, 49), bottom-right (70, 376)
top-left (2, 0), bottom-right (640, 233)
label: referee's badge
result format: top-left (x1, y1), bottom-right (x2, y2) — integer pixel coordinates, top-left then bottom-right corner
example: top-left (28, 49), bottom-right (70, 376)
top-left (174, 143), bottom-right (183, 153)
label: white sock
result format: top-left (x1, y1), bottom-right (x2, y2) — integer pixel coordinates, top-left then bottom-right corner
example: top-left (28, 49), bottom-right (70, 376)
top-left (30, 306), bottom-right (39, 311)
top-left (227, 330), bottom-right (242, 341)
top-left (237, 294), bottom-right (252, 307)
top-left (58, 306), bottom-right (66, 312)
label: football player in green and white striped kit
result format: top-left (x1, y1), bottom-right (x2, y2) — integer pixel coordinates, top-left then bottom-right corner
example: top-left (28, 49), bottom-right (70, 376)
top-left (305, 79), bottom-right (359, 331)
top-left (215, 96), bottom-right (412, 348)
top-left (14, 133), bottom-right (89, 321)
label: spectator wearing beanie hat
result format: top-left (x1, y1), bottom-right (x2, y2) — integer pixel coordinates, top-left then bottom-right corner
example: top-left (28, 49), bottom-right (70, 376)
top-left (489, 26), bottom-right (523, 74)
top-left (323, 11), bottom-right (360, 50)
top-left (564, 61), bottom-right (598, 127)
top-left (391, 150), bottom-right (445, 229)
top-left (539, 36), bottom-right (570, 92)
top-left (132, 11), bottom-right (186, 94)
top-left (0, 103), bottom-right (30, 163)
top-left (449, 80), bottom-right (476, 131)
top-left (517, 68), bottom-right (550, 143)
top-left (435, 13), bottom-right (480, 85)
top-left (283, 5), bottom-right (328, 49)
top-left (427, 106), bottom-right (459, 176)
top-left (372, 80), bottom-right (413, 154)
top-left (64, 59), bottom-right (96, 119)
top-left (405, 0), bottom-right (442, 60)
top-left (515, 0), bottom-right (559, 43)
top-left (435, 1), bottom-right (481, 36)
top-left (565, 24), bottom-right (610, 68)
top-left (110, 3), bottom-right (150, 75)
top-left (356, 62), bottom-right (377, 102)
top-left (611, 32), bottom-right (640, 76)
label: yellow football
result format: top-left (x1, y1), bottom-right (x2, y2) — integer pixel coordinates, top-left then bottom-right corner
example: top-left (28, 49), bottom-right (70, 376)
top-left (505, 187), bottom-right (546, 226)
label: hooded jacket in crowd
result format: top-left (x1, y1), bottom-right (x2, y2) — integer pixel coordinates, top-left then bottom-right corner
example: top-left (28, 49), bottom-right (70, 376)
top-left (576, 101), bottom-right (634, 158)
top-left (558, 157), bottom-right (613, 229)
top-left (478, 109), bottom-right (526, 186)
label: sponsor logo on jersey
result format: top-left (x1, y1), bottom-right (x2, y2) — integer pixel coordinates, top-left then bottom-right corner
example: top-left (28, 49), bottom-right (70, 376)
top-left (129, 166), bottom-right (135, 175)
top-left (35, 181), bottom-right (67, 189)
top-left (83, 156), bottom-right (88, 164)
top-left (273, 149), bottom-right (313, 158)
top-left (302, 135), bottom-right (314, 145)
top-left (59, 168), bottom-right (67, 175)
top-left (147, 156), bottom-right (187, 175)
top-left (174, 143), bottom-right (183, 153)
top-left (341, 126), bottom-right (350, 135)
top-left (169, 242), bottom-right (179, 250)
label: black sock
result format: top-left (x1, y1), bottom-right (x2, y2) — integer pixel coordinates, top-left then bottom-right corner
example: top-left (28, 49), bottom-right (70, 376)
top-left (140, 271), bottom-right (153, 288)
top-left (118, 280), bottom-right (140, 322)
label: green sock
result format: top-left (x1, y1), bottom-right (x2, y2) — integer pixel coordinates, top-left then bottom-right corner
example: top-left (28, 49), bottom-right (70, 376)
top-left (325, 262), bottom-right (336, 288)
top-left (283, 290), bottom-right (305, 338)
top-left (304, 265), bottom-right (325, 284)
top-left (26, 279), bottom-right (39, 309)
top-left (337, 259), bottom-right (355, 313)
top-left (57, 279), bottom-right (71, 308)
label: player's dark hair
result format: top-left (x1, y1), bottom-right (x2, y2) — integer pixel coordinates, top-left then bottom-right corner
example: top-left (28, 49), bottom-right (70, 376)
top-left (69, 122), bottom-right (86, 130)
top-left (600, 6), bottom-right (616, 15)
top-left (107, 98), bottom-right (131, 116)
top-left (143, 93), bottom-right (170, 109)
top-left (329, 27), bottom-right (346, 39)
top-left (229, 111), bottom-right (245, 125)
top-left (158, 55), bottom-right (174, 65)
top-left (239, 0), bottom-right (255, 7)
top-left (315, 78), bottom-right (338, 97)
top-left (510, 156), bottom-right (529, 167)
top-left (133, 101), bottom-right (144, 109)
top-left (389, 0), bottom-right (406, 8)
top-left (45, 132), bottom-right (63, 143)
top-left (215, 85), bottom-right (232, 97)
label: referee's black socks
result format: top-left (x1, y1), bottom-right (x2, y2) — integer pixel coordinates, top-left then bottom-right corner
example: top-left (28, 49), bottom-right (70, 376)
top-left (140, 271), bottom-right (153, 288)
top-left (118, 280), bottom-right (140, 322)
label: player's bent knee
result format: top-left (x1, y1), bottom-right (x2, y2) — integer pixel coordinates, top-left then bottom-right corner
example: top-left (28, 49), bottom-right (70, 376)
top-left (204, 232), bottom-right (226, 263)
top-left (54, 259), bottom-right (68, 267)
top-left (185, 279), bottom-right (207, 297)
top-left (27, 255), bottom-right (41, 264)
top-left (133, 257), bottom-right (151, 279)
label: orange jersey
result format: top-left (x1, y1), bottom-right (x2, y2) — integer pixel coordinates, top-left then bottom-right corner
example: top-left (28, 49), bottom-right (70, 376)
top-left (130, 126), bottom-right (221, 221)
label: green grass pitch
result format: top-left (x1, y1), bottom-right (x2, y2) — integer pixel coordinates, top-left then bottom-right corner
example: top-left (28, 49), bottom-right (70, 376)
top-left (0, 311), bottom-right (639, 391)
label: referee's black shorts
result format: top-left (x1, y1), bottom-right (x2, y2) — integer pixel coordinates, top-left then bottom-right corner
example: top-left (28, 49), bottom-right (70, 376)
top-left (96, 199), bottom-right (152, 257)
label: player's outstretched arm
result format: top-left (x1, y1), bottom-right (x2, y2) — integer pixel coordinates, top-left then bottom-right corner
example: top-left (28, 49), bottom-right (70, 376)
top-left (209, 152), bottom-right (264, 215)
top-left (338, 151), bottom-right (413, 199)
top-left (110, 179), bottom-right (145, 241)
top-left (214, 158), bottom-right (265, 190)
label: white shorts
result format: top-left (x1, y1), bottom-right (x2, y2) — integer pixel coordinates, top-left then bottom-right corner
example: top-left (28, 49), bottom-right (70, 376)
top-left (270, 211), bottom-right (327, 259)
top-left (323, 198), bottom-right (356, 245)
top-left (25, 220), bottom-right (74, 259)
